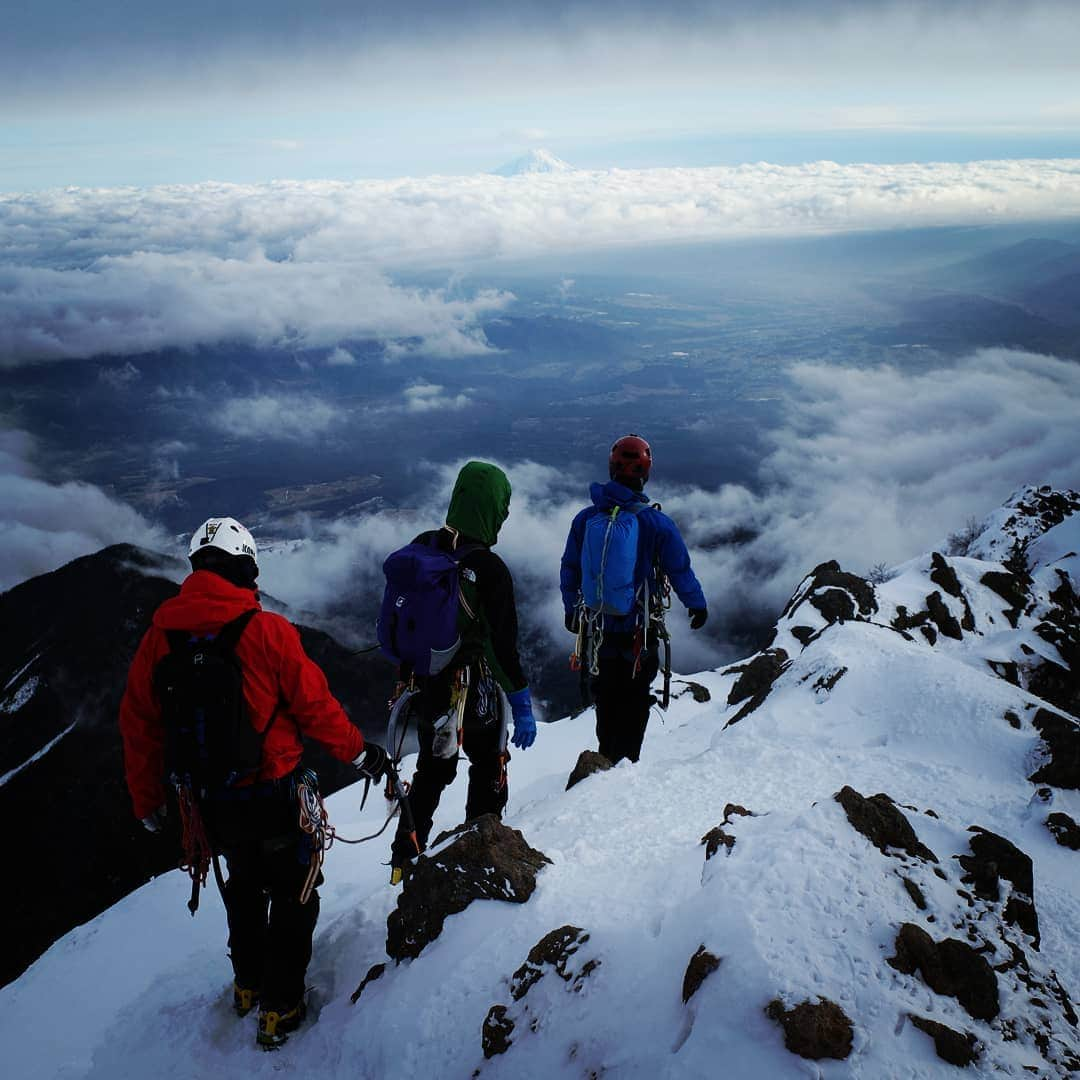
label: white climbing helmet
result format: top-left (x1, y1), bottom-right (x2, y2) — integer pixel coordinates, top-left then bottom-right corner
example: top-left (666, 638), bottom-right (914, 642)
top-left (188, 517), bottom-right (258, 567)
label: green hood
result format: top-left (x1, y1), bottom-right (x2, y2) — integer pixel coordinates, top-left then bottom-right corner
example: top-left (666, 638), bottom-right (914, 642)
top-left (445, 461), bottom-right (511, 546)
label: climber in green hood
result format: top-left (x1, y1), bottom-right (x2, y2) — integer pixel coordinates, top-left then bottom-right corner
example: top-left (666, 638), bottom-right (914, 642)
top-left (388, 461), bottom-right (536, 884)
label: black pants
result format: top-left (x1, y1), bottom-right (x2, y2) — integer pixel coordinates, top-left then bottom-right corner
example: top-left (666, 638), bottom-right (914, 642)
top-left (391, 664), bottom-right (508, 865)
top-left (591, 636), bottom-right (660, 765)
top-left (207, 789), bottom-right (319, 1010)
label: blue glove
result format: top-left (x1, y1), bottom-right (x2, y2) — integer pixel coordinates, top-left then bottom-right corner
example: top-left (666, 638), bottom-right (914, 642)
top-left (508, 688), bottom-right (536, 750)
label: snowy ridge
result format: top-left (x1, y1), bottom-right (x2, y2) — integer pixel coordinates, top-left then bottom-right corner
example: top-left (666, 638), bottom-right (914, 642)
top-left (3, 489), bottom-right (1079, 1078)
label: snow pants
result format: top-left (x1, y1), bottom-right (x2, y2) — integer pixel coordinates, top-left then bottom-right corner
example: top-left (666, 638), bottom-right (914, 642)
top-left (208, 786), bottom-right (319, 1010)
top-left (391, 663), bottom-right (508, 866)
top-left (591, 635), bottom-right (660, 765)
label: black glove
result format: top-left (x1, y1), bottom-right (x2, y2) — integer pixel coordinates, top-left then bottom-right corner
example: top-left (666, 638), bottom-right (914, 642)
top-left (688, 607), bottom-right (708, 630)
top-left (564, 611), bottom-right (580, 634)
top-left (353, 742), bottom-right (389, 781)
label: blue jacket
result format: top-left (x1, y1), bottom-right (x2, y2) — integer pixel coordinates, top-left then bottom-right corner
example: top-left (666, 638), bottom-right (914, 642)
top-left (560, 480), bottom-right (707, 633)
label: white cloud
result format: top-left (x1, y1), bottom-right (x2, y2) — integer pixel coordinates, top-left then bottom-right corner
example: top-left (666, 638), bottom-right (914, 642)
top-left (0, 248), bottom-right (510, 365)
top-left (0, 428), bottom-right (168, 592)
top-left (256, 349), bottom-right (1080, 676)
top-left (326, 346), bottom-right (356, 366)
top-left (402, 383), bottom-right (471, 413)
top-left (211, 393), bottom-right (346, 443)
top-left (4, 158), bottom-right (1080, 364)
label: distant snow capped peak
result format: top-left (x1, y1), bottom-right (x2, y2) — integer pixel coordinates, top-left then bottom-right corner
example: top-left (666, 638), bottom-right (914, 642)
top-left (492, 148), bottom-right (574, 177)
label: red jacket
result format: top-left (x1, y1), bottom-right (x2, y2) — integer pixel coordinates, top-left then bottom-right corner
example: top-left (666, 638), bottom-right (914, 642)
top-left (120, 570), bottom-right (364, 820)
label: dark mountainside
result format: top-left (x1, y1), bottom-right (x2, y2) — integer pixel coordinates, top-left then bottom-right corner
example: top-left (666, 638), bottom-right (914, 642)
top-left (0, 544), bottom-right (390, 988)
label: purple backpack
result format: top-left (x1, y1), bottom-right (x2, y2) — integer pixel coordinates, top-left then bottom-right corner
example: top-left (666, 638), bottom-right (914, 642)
top-left (377, 538), bottom-right (478, 677)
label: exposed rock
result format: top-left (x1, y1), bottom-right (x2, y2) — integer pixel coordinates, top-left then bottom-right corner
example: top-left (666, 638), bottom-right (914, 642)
top-left (725, 648), bottom-right (789, 724)
top-left (682, 946), bottom-right (721, 1003)
top-left (727, 649), bottom-right (788, 706)
top-left (1004, 710), bottom-right (1021, 729)
top-left (350, 963), bottom-right (386, 1004)
top-left (566, 750), bottom-right (613, 791)
top-left (909, 1014), bottom-right (979, 1067)
top-left (812, 667), bottom-right (847, 693)
top-left (386, 815), bottom-right (551, 961)
top-left (722, 803), bottom-right (754, 824)
top-left (1046, 812), bottom-right (1080, 850)
top-left (482, 1005), bottom-right (514, 1058)
top-left (835, 786), bottom-right (938, 862)
top-left (987, 660), bottom-right (1020, 686)
top-left (673, 680), bottom-right (712, 703)
top-left (783, 560), bottom-right (877, 621)
top-left (765, 998), bottom-right (854, 1060)
top-left (893, 604), bottom-right (930, 632)
top-left (510, 926), bottom-right (596, 1000)
top-left (791, 625), bottom-right (817, 646)
top-left (930, 553), bottom-right (976, 631)
top-left (901, 877), bottom-right (928, 911)
top-left (980, 570), bottom-right (1028, 627)
top-left (1028, 709), bottom-right (1080, 789)
top-left (811, 588), bottom-right (859, 624)
top-left (927, 591), bottom-right (964, 640)
top-left (700, 826), bottom-right (736, 860)
top-left (888, 923), bottom-right (1000, 1020)
top-left (958, 827), bottom-right (1039, 947)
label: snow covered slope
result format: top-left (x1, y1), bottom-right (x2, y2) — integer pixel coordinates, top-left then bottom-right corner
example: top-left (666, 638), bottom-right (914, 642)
top-left (3, 487), bottom-right (1078, 1078)
top-left (492, 148), bottom-right (575, 177)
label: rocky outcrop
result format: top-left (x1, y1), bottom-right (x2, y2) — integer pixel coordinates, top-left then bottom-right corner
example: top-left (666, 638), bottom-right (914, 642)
top-left (700, 826), bottom-right (735, 860)
top-left (1046, 812), bottom-right (1080, 849)
top-left (930, 553), bottom-right (976, 631)
top-left (482, 1005), bottom-right (514, 1058)
top-left (888, 924), bottom-right (1000, 1020)
top-left (682, 946), bottom-right (721, 1003)
top-left (958, 828), bottom-right (1039, 946)
top-left (510, 926), bottom-right (597, 1000)
top-left (386, 816), bottom-right (551, 961)
top-left (766, 998), bottom-right (854, 1060)
top-left (724, 649), bottom-right (789, 725)
top-left (1028, 709), bottom-right (1080, 789)
top-left (482, 926), bottom-right (600, 1062)
top-left (835, 787), bottom-right (938, 862)
top-left (909, 1015), bottom-right (979, 1067)
top-left (566, 750), bottom-right (613, 791)
top-left (350, 963), bottom-right (385, 1004)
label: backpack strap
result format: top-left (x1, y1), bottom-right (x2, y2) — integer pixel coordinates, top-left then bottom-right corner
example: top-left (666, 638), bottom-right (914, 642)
top-left (210, 608), bottom-right (259, 654)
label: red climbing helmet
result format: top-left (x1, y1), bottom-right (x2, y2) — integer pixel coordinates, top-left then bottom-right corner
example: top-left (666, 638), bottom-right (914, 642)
top-left (609, 434), bottom-right (652, 483)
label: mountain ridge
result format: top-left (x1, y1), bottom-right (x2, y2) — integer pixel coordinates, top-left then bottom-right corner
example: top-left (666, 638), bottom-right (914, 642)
top-left (2, 486), bottom-right (1078, 1077)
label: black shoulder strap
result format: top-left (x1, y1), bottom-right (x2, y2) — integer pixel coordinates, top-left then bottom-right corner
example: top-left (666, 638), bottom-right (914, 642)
top-left (210, 608), bottom-right (259, 654)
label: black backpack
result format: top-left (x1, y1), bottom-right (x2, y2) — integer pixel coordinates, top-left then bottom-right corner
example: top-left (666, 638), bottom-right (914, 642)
top-left (153, 609), bottom-right (267, 797)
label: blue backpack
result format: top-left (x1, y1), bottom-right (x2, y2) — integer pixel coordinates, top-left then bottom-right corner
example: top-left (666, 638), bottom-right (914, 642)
top-left (581, 504), bottom-right (644, 616)
top-left (377, 538), bottom-right (478, 677)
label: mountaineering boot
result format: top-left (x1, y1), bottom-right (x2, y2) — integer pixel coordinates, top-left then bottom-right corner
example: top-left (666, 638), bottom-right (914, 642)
top-left (232, 982), bottom-right (259, 1017)
top-left (256, 1000), bottom-right (307, 1050)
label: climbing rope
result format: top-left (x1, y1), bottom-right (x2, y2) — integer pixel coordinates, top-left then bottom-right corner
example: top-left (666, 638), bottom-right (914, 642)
top-left (176, 784), bottom-right (213, 915)
top-left (296, 762), bottom-right (420, 904)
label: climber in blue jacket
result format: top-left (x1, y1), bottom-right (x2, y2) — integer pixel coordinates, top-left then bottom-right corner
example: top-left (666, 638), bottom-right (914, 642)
top-left (561, 435), bottom-right (707, 764)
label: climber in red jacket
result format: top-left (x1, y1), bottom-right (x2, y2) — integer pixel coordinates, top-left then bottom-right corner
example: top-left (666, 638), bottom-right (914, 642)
top-left (120, 516), bottom-right (387, 1049)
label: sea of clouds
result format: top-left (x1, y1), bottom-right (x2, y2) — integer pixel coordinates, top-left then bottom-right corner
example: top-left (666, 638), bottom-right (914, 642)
top-left (256, 349), bottom-right (1080, 676)
top-left (3, 158), bottom-right (1080, 365)
top-left (3, 347), bottom-right (1077, 675)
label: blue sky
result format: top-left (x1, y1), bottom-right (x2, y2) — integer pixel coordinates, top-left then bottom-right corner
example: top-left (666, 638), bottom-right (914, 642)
top-left (3, 0), bottom-right (1079, 189)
